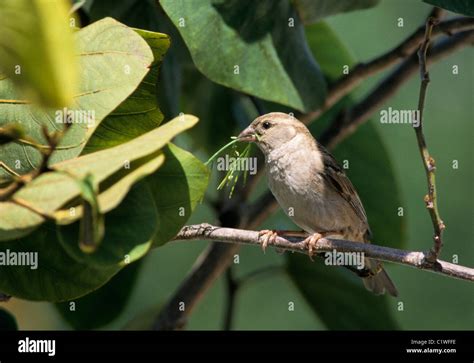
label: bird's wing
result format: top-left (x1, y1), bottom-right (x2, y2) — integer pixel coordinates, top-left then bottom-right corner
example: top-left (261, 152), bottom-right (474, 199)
top-left (317, 142), bottom-right (371, 232)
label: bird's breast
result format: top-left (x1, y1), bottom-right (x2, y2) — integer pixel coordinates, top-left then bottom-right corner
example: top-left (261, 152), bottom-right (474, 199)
top-left (265, 149), bottom-right (361, 238)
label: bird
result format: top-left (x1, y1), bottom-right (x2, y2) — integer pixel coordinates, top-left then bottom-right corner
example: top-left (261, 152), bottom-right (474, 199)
top-left (238, 112), bottom-right (398, 297)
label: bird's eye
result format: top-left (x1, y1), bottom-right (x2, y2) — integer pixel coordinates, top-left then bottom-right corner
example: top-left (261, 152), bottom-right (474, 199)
top-left (262, 121), bottom-right (272, 129)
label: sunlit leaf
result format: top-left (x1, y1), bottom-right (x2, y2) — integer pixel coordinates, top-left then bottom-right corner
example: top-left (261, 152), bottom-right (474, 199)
top-left (0, 17), bottom-right (154, 180)
top-left (0, 0), bottom-right (77, 107)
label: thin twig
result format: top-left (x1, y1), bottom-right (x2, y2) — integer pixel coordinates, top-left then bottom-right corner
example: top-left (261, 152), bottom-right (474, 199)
top-left (172, 224), bottom-right (474, 282)
top-left (414, 17), bottom-right (446, 262)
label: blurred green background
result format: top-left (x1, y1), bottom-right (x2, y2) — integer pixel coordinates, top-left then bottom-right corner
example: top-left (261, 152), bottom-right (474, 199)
top-left (6, 0), bottom-right (473, 330)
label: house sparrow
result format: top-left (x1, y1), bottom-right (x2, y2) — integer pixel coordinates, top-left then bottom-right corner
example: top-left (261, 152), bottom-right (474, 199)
top-left (238, 112), bottom-right (398, 297)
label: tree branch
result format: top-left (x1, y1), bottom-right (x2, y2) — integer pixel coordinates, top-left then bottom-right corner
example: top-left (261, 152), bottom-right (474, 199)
top-left (172, 224), bottom-right (474, 282)
top-left (299, 16), bottom-right (474, 125)
top-left (414, 17), bottom-right (446, 262)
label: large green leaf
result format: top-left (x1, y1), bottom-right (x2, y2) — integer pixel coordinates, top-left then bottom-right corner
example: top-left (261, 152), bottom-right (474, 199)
top-left (83, 28), bottom-right (171, 153)
top-left (423, 0), bottom-right (474, 16)
top-left (0, 0), bottom-right (77, 107)
top-left (51, 143), bottom-right (208, 300)
top-left (287, 255), bottom-right (398, 329)
top-left (292, 0), bottom-right (379, 24)
top-left (285, 22), bottom-right (405, 329)
top-left (0, 17), bottom-right (154, 180)
top-left (0, 133), bottom-right (206, 302)
top-left (55, 258), bottom-right (142, 329)
top-left (147, 143), bottom-right (210, 246)
top-left (160, 0), bottom-right (327, 112)
top-left (0, 223), bottom-right (121, 301)
top-left (88, 0), bottom-right (189, 121)
top-left (0, 115), bottom-right (198, 241)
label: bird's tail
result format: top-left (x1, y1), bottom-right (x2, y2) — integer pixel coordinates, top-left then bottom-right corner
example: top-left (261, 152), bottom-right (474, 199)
top-left (362, 258), bottom-right (399, 297)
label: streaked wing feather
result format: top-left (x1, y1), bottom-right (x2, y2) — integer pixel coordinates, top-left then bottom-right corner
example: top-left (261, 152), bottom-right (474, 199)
top-left (317, 143), bottom-right (369, 227)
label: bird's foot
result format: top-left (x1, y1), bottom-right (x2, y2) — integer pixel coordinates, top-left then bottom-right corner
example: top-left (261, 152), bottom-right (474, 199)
top-left (258, 230), bottom-right (279, 253)
top-left (302, 233), bottom-right (324, 261)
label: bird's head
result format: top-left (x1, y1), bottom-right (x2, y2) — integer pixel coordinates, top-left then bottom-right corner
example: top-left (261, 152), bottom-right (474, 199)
top-left (238, 112), bottom-right (312, 154)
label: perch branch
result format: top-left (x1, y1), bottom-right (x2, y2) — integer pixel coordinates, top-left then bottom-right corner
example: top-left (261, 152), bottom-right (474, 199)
top-left (172, 224), bottom-right (474, 282)
top-left (414, 18), bottom-right (446, 262)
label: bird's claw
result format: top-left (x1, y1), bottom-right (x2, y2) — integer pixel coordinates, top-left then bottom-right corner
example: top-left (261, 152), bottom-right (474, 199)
top-left (258, 230), bottom-right (278, 253)
top-left (303, 233), bottom-right (323, 261)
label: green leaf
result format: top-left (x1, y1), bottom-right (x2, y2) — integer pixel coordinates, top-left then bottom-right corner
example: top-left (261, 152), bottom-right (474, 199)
top-left (293, 0), bottom-right (380, 24)
top-left (423, 0), bottom-right (474, 16)
top-left (88, 0), bottom-right (198, 120)
top-left (0, 308), bottom-right (17, 330)
top-left (0, 0), bottom-right (78, 107)
top-left (0, 115), bottom-right (198, 241)
top-left (147, 143), bottom-right (210, 246)
top-left (285, 22), bottom-right (404, 329)
top-left (287, 256), bottom-right (398, 329)
top-left (160, 0), bottom-right (327, 112)
top-left (0, 17), bottom-right (154, 179)
top-left (57, 181), bottom-right (157, 268)
top-left (0, 143), bottom-right (207, 301)
top-left (83, 28), bottom-right (171, 153)
top-left (0, 223), bottom-right (121, 301)
top-left (55, 260), bottom-right (142, 329)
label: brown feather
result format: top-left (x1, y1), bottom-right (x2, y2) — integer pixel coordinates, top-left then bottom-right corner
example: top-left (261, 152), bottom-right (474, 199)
top-left (316, 142), bottom-right (372, 239)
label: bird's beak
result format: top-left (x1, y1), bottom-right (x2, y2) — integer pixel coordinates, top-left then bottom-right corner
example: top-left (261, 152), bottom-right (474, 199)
top-left (238, 126), bottom-right (257, 142)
